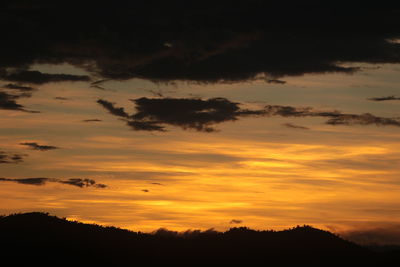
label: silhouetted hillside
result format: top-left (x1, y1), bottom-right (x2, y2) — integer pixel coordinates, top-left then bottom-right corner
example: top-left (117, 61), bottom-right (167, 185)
top-left (0, 212), bottom-right (398, 266)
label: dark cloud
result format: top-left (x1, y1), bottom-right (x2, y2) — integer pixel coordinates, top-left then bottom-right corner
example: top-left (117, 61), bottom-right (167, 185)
top-left (368, 96), bottom-right (400, 101)
top-left (90, 80), bottom-right (114, 91)
top-left (0, 177), bottom-right (49, 186)
top-left (150, 182), bottom-right (164, 186)
top-left (20, 142), bottom-right (59, 151)
top-left (0, 89), bottom-right (39, 112)
top-left (0, 81), bottom-right (38, 112)
top-left (142, 189), bottom-right (149, 193)
top-left (2, 83), bottom-right (35, 91)
top-left (1, 70), bottom-right (90, 85)
top-left (91, 85), bottom-right (108, 90)
top-left (126, 120), bottom-right (166, 132)
top-left (99, 97), bottom-right (400, 132)
top-left (0, 91), bottom-right (26, 111)
top-left (0, 151), bottom-right (26, 164)
top-left (282, 123), bottom-right (310, 130)
top-left (265, 105), bottom-right (400, 127)
top-left (265, 105), bottom-right (316, 117)
top-left (0, 177), bottom-right (107, 188)
top-left (97, 99), bottom-right (130, 118)
top-left (58, 178), bottom-right (107, 188)
top-left (1, 2), bottom-right (400, 83)
top-left (230, 219), bottom-right (243, 224)
top-left (82, 119), bottom-right (102, 122)
top-left (54, 97), bottom-right (69, 100)
top-left (130, 97), bottom-right (265, 132)
top-left (98, 97), bottom-right (266, 132)
top-left (325, 113), bottom-right (400, 127)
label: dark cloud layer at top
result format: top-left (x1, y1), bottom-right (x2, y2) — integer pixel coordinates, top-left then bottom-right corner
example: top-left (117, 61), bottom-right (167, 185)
top-left (1, 1), bottom-right (400, 83)
top-left (20, 142), bottom-right (59, 151)
top-left (0, 177), bottom-right (107, 189)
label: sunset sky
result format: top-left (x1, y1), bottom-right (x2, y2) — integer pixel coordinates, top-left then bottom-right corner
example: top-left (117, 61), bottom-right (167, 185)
top-left (1, 1), bottom-right (400, 243)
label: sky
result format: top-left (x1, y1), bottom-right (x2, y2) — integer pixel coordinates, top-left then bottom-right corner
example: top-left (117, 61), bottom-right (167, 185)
top-left (1, 1), bottom-right (400, 244)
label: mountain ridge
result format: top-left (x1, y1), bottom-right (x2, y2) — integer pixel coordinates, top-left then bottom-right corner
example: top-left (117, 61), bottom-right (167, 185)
top-left (0, 212), bottom-right (398, 265)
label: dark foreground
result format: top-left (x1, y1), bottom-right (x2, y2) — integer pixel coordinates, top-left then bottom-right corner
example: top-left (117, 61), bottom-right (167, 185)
top-left (0, 212), bottom-right (399, 266)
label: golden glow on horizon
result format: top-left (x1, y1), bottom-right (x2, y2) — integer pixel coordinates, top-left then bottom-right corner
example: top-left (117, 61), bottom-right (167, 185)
top-left (2, 66), bottom-right (400, 234)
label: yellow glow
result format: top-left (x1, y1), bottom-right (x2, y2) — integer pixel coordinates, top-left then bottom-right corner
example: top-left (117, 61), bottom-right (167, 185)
top-left (1, 71), bottom-right (400, 234)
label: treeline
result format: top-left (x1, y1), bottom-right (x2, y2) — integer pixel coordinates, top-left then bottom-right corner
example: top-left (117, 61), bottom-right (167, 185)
top-left (0, 212), bottom-right (398, 265)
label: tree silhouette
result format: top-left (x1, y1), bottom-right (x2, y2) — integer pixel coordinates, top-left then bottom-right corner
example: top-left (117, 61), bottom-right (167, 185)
top-left (0, 212), bottom-right (398, 266)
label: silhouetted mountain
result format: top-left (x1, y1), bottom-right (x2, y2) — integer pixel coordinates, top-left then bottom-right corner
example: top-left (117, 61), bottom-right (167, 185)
top-left (0, 212), bottom-right (398, 266)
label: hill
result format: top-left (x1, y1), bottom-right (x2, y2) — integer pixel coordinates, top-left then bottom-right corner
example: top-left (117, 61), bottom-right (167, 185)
top-left (0, 212), bottom-right (398, 265)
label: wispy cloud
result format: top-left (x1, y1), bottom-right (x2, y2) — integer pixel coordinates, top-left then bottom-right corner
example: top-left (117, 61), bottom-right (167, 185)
top-left (0, 177), bottom-right (107, 188)
top-left (97, 99), bottom-right (130, 118)
top-left (54, 96), bottom-right (69, 100)
top-left (265, 105), bottom-right (400, 127)
top-left (1, 70), bottom-right (90, 85)
top-left (282, 123), bottom-right (309, 130)
top-left (266, 79), bottom-right (286, 84)
top-left (2, 83), bottom-right (36, 91)
top-left (82, 119), bottom-right (102, 122)
top-left (20, 142), bottom-right (60, 151)
top-left (368, 96), bottom-right (400, 101)
top-left (0, 151), bottom-right (26, 164)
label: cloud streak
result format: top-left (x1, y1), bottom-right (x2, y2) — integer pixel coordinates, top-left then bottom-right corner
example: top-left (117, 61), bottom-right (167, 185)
top-left (265, 105), bottom-right (400, 127)
top-left (96, 99), bottom-right (130, 118)
top-left (0, 151), bottom-right (26, 164)
top-left (0, 177), bottom-right (107, 188)
top-left (98, 97), bottom-right (400, 132)
top-left (20, 142), bottom-right (60, 151)
top-left (82, 119), bottom-right (102, 122)
top-left (2, 83), bottom-right (35, 92)
top-left (368, 96), bottom-right (400, 101)
top-left (54, 97), bottom-right (69, 100)
top-left (266, 79), bottom-right (286, 84)
top-left (282, 123), bottom-right (310, 130)
top-left (1, 70), bottom-right (90, 85)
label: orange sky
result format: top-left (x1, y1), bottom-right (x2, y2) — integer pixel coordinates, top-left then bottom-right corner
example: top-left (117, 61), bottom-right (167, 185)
top-left (1, 63), bottom-right (400, 234)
